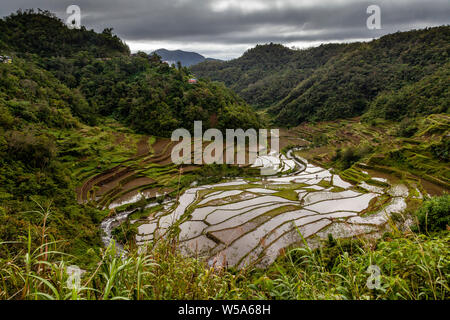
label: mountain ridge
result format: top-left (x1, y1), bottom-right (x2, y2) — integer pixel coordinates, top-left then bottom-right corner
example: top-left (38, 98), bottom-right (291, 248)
top-left (152, 48), bottom-right (222, 67)
top-left (191, 26), bottom-right (450, 126)
top-left (0, 10), bottom-right (261, 261)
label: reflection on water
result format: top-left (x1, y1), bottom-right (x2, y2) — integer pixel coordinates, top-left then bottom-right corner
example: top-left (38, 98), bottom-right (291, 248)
top-left (125, 150), bottom-right (417, 268)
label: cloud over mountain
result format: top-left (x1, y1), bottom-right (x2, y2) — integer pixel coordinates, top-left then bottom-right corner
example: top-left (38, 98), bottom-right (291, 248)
top-left (1, 0), bottom-right (449, 59)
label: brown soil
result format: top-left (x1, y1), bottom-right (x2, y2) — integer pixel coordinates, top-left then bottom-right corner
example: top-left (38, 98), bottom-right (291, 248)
top-left (121, 177), bottom-right (156, 192)
top-left (136, 136), bottom-right (150, 157)
top-left (77, 166), bottom-right (124, 202)
top-left (112, 132), bottom-right (126, 145)
top-left (96, 171), bottom-right (136, 196)
top-left (151, 138), bottom-right (172, 156)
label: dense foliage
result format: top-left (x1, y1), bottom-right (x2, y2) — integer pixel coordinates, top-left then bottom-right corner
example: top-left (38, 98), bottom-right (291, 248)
top-left (364, 64), bottom-right (449, 121)
top-left (0, 10), bottom-right (261, 135)
top-left (192, 43), bottom-right (347, 110)
top-left (0, 10), bottom-right (448, 300)
top-left (0, 226), bottom-right (448, 300)
top-left (0, 11), bottom-right (260, 263)
top-left (192, 27), bottom-right (450, 126)
top-left (415, 195), bottom-right (450, 233)
top-left (0, 56), bottom-right (105, 263)
top-left (0, 9), bottom-right (129, 58)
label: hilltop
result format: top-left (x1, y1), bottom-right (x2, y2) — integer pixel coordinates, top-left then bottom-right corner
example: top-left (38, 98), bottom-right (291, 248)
top-left (0, 9), bottom-right (129, 58)
top-left (191, 26), bottom-right (450, 126)
top-left (0, 10), bottom-right (260, 263)
top-left (0, 10), bottom-right (448, 301)
top-left (153, 48), bottom-right (222, 67)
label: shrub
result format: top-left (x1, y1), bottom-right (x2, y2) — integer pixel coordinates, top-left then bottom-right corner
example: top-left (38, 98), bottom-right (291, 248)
top-left (112, 221), bottom-right (138, 246)
top-left (0, 105), bottom-right (15, 129)
top-left (430, 138), bottom-right (449, 162)
top-left (397, 118), bottom-right (418, 138)
top-left (312, 134), bottom-right (328, 147)
top-left (333, 147), bottom-right (359, 169)
top-left (415, 195), bottom-right (450, 233)
top-left (6, 131), bottom-right (56, 168)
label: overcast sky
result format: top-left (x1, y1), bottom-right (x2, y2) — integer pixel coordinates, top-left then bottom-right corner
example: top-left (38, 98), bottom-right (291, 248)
top-left (1, 0), bottom-right (449, 60)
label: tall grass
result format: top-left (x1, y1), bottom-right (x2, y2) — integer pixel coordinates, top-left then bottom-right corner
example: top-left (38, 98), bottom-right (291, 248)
top-left (0, 205), bottom-right (448, 300)
top-left (256, 231), bottom-right (449, 300)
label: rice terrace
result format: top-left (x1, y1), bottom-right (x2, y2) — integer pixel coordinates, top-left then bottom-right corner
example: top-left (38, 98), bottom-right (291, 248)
top-left (0, 4), bottom-right (449, 303)
top-left (75, 118), bottom-right (449, 270)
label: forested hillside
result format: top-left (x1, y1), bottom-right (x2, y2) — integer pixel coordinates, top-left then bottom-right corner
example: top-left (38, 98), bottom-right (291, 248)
top-left (0, 9), bottom-right (129, 57)
top-left (192, 26), bottom-right (450, 126)
top-left (0, 10), bottom-right (261, 135)
top-left (0, 9), bottom-right (448, 301)
top-left (0, 10), bottom-right (260, 263)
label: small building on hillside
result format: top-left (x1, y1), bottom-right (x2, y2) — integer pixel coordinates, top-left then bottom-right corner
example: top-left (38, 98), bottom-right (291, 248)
top-left (0, 56), bottom-right (13, 64)
top-left (188, 78), bottom-right (198, 84)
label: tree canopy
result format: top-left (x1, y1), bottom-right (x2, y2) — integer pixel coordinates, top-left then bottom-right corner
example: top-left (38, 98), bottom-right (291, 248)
top-left (192, 26), bottom-right (450, 126)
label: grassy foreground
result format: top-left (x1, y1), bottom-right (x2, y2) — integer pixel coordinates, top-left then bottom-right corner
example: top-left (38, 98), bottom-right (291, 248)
top-left (1, 201), bottom-right (448, 300)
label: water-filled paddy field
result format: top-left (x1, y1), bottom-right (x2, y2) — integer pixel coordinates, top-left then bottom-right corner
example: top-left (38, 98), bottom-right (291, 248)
top-left (132, 151), bottom-right (418, 269)
top-left (76, 130), bottom-right (446, 269)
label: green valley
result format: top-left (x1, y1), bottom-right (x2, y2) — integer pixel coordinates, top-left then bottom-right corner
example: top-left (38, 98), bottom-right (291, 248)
top-left (0, 9), bottom-right (448, 301)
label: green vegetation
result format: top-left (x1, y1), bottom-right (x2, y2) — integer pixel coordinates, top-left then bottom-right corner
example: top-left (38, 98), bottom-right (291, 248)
top-left (1, 10), bottom-right (262, 135)
top-left (0, 9), bottom-right (448, 300)
top-left (0, 9), bottom-right (129, 58)
top-left (272, 190), bottom-right (299, 201)
top-left (112, 221), bottom-right (139, 246)
top-left (272, 231), bottom-right (449, 300)
top-left (1, 207), bottom-right (448, 299)
top-left (396, 118), bottom-right (419, 138)
top-left (332, 144), bottom-right (373, 170)
top-left (192, 43), bottom-right (347, 111)
top-left (293, 115), bottom-right (449, 193)
top-left (192, 27), bottom-right (450, 127)
top-left (0, 10), bottom-right (261, 265)
top-left (414, 195), bottom-right (450, 234)
top-left (193, 163), bottom-right (259, 185)
top-left (364, 64), bottom-right (449, 121)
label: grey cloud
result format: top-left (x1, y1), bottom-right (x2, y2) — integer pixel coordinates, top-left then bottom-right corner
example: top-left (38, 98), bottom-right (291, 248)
top-left (1, 0), bottom-right (449, 59)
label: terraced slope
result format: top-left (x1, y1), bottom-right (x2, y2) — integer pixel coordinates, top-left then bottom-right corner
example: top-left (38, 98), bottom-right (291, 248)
top-left (84, 117), bottom-right (447, 269)
top-left (77, 137), bottom-right (265, 210)
top-left (292, 114), bottom-right (450, 193)
top-left (134, 153), bottom-right (417, 269)
top-left (77, 137), bottom-right (181, 209)
top-left (78, 129), bottom-right (306, 210)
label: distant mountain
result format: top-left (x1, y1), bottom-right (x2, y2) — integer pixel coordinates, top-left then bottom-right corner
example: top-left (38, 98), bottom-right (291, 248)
top-left (152, 49), bottom-right (221, 67)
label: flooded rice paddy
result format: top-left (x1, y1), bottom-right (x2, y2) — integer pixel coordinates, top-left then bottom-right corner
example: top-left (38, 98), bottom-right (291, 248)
top-left (131, 151), bottom-right (417, 269)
